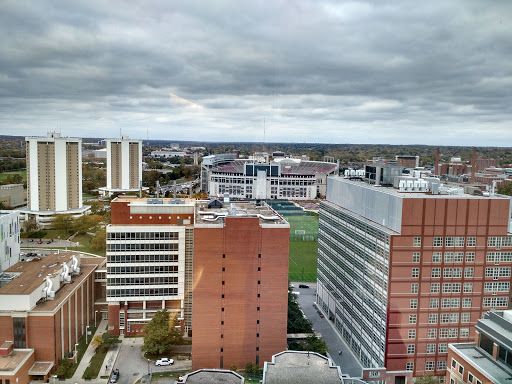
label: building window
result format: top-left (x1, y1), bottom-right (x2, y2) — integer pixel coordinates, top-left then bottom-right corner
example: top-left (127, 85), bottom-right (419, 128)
top-left (407, 345), bottom-right (415, 354)
top-left (432, 252), bottom-right (442, 263)
top-left (222, 308), bottom-right (224, 312)
top-left (445, 252), bottom-right (454, 263)
top-left (411, 283), bottom-right (419, 294)
top-left (257, 307), bottom-right (260, 311)
top-left (466, 252), bottom-right (475, 262)
top-left (426, 344), bottom-right (436, 353)
top-left (461, 313), bottom-right (470, 323)
top-left (433, 237), bottom-right (443, 247)
top-left (454, 252), bottom-right (464, 262)
top-left (465, 268), bottom-right (474, 278)
top-left (460, 328), bottom-right (470, 337)
top-left (408, 329), bottom-right (416, 339)
top-left (437, 361), bottom-right (447, 370)
top-left (427, 329), bottom-right (437, 339)
top-left (467, 237), bottom-right (476, 247)
top-left (463, 283), bottom-right (473, 293)
top-left (258, 253), bottom-right (261, 258)
top-left (458, 364), bottom-right (464, 375)
top-left (412, 268), bottom-right (419, 278)
top-left (431, 268), bottom-right (441, 278)
top-left (412, 252), bottom-right (420, 263)
top-left (445, 237), bottom-right (455, 247)
top-left (425, 361), bottom-right (435, 371)
top-left (413, 237), bottom-right (421, 247)
top-left (452, 359), bottom-right (457, 369)
top-left (438, 343), bottom-right (448, 353)
top-left (430, 283), bottom-right (440, 293)
top-left (258, 267), bottom-right (261, 271)
top-left (428, 314), bottom-right (438, 324)
top-left (410, 299), bottom-right (418, 309)
top-left (13, 317), bottom-right (26, 348)
top-left (455, 237), bottom-right (465, 247)
top-left (406, 362), bottom-right (414, 371)
top-left (409, 314), bottom-right (417, 324)
top-left (462, 298), bottom-right (472, 308)
top-left (223, 254), bottom-right (226, 258)
top-left (429, 298), bottom-right (439, 308)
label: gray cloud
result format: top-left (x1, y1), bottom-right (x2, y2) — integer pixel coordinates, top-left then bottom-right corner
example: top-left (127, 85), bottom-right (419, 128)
top-left (0, 0), bottom-right (511, 145)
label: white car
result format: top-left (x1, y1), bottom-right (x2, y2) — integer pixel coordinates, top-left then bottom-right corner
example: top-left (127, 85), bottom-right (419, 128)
top-left (155, 358), bottom-right (174, 366)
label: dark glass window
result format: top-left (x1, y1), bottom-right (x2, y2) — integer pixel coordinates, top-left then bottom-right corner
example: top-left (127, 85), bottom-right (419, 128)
top-left (13, 318), bottom-right (26, 348)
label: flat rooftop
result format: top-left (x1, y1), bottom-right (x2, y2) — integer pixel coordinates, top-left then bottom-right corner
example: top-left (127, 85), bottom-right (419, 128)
top-left (180, 369), bottom-right (244, 383)
top-left (0, 350), bottom-right (32, 372)
top-left (336, 177), bottom-right (511, 200)
top-left (0, 252), bottom-right (104, 311)
top-left (264, 351), bottom-right (342, 384)
top-left (195, 201), bottom-right (288, 226)
top-left (114, 196), bottom-right (195, 204)
top-left (450, 343), bottom-right (512, 383)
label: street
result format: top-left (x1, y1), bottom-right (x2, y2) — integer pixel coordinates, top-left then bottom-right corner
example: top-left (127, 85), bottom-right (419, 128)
top-left (292, 281), bottom-right (363, 378)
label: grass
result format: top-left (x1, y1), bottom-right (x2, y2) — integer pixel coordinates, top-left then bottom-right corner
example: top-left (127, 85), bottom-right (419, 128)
top-left (285, 214), bottom-right (319, 282)
top-left (289, 240), bottom-right (318, 282)
top-left (74, 233), bottom-right (106, 257)
top-left (66, 325), bottom-right (98, 378)
top-left (0, 170), bottom-right (26, 181)
top-left (83, 346), bottom-right (109, 379)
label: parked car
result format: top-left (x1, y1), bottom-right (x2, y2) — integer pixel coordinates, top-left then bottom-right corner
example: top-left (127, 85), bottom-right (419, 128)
top-left (110, 368), bottom-right (119, 383)
top-left (155, 358), bottom-right (174, 366)
top-left (298, 284), bottom-right (310, 288)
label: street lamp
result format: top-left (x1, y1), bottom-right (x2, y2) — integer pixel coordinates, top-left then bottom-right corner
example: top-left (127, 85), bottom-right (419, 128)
top-left (74, 343), bottom-right (79, 355)
top-left (86, 325), bottom-right (90, 344)
top-left (52, 374), bottom-right (57, 384)
top-left (95, 310), bottom-right (99, 327)
top-left (147, 359), bottom-right (150, 375)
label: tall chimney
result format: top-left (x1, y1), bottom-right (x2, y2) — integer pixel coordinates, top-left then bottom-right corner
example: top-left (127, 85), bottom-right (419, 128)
top-left (471, 147), bottom-right (477, 183)
top-left (435, 148), bottom-right (439, 176)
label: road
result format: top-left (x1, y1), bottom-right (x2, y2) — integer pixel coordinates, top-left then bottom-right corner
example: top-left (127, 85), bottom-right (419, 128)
top-left (292, 281), bottom-right (363, 378)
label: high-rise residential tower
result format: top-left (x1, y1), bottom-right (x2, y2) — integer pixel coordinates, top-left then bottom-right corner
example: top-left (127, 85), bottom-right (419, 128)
top-left (317, 172), bottom-right (512, 382)
top-left (21, 132), bottom-right (88, 227)
top-left (100, 137), bottom-right (143, 195)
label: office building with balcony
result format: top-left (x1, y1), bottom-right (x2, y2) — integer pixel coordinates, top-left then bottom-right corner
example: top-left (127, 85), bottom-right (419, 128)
top-left (317, 170), bottom-right (512, 381)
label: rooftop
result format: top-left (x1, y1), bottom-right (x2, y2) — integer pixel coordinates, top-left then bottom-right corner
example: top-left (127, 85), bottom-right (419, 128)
top-left (114, 196), bottom-right (195, 205)
top-left (0, 349), bottom-right (32, 373)
top-left (450, 343), bottom-right (512, 383)
top-left (211, 159), bottom-right (337, 176)
top-left (195, 201), bottom-right (288, 226)
top-left (333, 176), bottom-right (512, 200)
top-left (177, 369), bottom-right (244, 383)
top-left (263, 351), bottom-right (342, 384)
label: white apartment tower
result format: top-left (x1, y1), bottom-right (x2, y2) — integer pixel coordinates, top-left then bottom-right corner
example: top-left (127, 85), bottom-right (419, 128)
top-left (101, 137), bottom-right (142, 195)
top-left (21, 132), bottom-right (88, 226)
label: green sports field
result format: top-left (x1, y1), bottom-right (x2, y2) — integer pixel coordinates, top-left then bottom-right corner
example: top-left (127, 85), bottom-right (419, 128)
top-left (285, 214), bottom-right (319, 282)
top-left (0, 170), bottom-right (26, 182)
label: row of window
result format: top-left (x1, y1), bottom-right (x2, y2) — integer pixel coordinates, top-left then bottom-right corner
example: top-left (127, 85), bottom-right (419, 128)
top-left (107, 243), bottom-right (179, 251)
top-left (412, 266), bottom-right (512, 278)
top-left (428, 282), bottom-right (474, 293)
top-left (107, 288), bottom-right (178, 297)
top-left (107, 276), bottom-right (178, 286)
top-left (407, 343), bottom-right (449, 354)
top-left (414, 236), bottom-right (475, 247)
top-left (405, 361), bottom-right (447, 371)
top-left (107, 265), bottom-right (178, 274)
top-left (107, 232), bottom-right (179, 240)
top-left (421, 298), bottom-right (472, 309)
top-left (483, 297), bottom-right (509, 307)
top-left (107, 254), bottom-right (179, 263)
top-left (427, 313), bottom-right (471, 324)
top-left (418, 328), bottom-right (470, 339)
top-left (451, 358), bottom-right (483, 384)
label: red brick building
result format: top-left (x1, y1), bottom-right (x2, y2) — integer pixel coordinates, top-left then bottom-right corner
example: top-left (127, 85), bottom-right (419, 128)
top-left (0, 252), bottom-right (105, 383)
top-left (192, 201), bottom-right (289, 370)
top-left (318, 176), bottom-right (512, 381)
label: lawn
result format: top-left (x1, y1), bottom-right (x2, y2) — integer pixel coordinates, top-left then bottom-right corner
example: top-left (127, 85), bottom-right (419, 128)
top-left (285, 214), bottom-right (319, 282)
top-left (0, 170), bottom-right (26, 181)
top-left (289, 240), bottom-right (318, 282)
top-left (74, 233), bottom-right (106, 257)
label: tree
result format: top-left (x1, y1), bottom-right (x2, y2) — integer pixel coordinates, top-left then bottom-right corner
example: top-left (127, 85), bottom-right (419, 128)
top-left (55, 358), bottom-right (73, 378)
top-left (287, 292), bottom-right (313, 333)
top-left (51, 214), bottom-right (73, 234)
top-left (498, 183), bottom-right (512, 196)
top-left (229, 363), bottom-right (237, 372)
top-left (88, 200), bottom-right (105, 215)
top-left (91, 333), bottom-right (119, 348)
top-left (23, 217), bottom-right (38, 232)
top-left (245, 361), bottom-right (254, 373)
top-left (90, 230), bottom-right (106, 252)
top-left (414, 376), bottom-right (439, 384)
top-left (141, 309), bottom-right (183, 355)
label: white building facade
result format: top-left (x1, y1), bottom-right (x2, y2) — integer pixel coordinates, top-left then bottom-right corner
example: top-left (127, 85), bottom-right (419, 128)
top-left (0, 210), bottom-right (20, 272)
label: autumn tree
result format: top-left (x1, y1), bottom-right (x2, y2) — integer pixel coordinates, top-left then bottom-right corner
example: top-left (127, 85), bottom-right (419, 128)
top-left (141, 309), bottom-right (183, 355)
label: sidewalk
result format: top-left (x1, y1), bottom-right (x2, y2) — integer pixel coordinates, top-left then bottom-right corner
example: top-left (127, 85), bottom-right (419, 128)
top-left (53, 319), bottom-right (123, 384)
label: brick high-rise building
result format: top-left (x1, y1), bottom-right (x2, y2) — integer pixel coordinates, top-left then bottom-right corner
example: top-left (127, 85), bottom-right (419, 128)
top-left (317, 175), bottom-right (512, 382)
top-left (192, 201), bottom-right (289, 370)
top-left (100, 137), bottom-right (143, 195)
top-left (21, 132), bottom-right (89, 227)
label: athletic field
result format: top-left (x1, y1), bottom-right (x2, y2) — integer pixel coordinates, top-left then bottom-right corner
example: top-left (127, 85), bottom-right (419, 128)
top-left (285, 213), bottom-right (319, 282)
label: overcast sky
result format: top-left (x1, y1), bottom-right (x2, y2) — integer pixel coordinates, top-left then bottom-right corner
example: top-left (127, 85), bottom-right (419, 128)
top-left (0, 1), bottom-right (511, 145)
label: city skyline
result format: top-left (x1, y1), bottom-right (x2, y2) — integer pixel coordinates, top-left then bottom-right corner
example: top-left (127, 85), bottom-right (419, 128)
top-left (0, 1), bottom-right (511, 145)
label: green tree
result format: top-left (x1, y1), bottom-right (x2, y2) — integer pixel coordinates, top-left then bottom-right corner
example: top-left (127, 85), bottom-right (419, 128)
top-left (498, 183), bottom-right (512, 196)
top-left (72, 215), bottom-right (102, 234)
top-left (300, 335), bottom-right (328, 355)
top-left (141, 309), bottom-right (183, 355)
top-left (229, 363), bottom-right (237, 372)
top-left (51, 214), bottom-right (73, 234)
top-left (88, 200), bottom-right (105, 215)
top-left (91, 333), bottom-right (119, 348)
top-left (287, 292), bottom-right (313, 333)
top-left (55, 358), bottom-right (73, 378)
top-left (414, 376), bottom-right (439, 384)
top-left (23, 217), bottom-right (38, 232)
top-left (245, 361), bottom-right (254, 374)
top-left (90, 230), bottom-right (106, 252)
